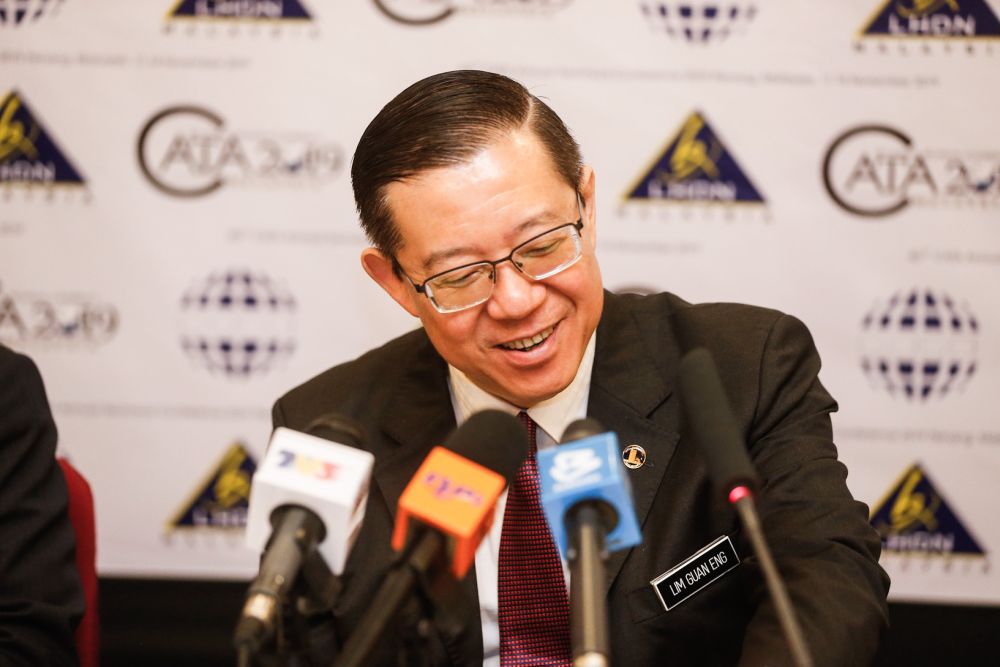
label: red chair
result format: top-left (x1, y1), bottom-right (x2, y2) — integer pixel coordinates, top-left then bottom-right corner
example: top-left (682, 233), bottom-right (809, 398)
top-left (58, 458), bottom-right (99, 667)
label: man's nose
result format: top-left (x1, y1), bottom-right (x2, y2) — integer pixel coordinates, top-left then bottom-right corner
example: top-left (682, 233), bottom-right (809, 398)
top-left (485, 262), bottom-right (545, 320)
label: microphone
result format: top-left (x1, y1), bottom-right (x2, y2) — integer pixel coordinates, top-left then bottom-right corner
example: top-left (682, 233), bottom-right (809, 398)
top-left (678, 348), bottom-right (813, 667)
top-left (390, 414), bottom-right (526, 578)
top-left (335, 409), bottom-right (529, 667)
top-left (235, 415), bottom-right (375, 657)
top-left (537, 418), bottom-right (642, 667)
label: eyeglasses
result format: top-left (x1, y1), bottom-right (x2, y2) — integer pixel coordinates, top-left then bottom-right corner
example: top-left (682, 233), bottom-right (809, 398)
top-left (401, 196), bottom-right (586, 314)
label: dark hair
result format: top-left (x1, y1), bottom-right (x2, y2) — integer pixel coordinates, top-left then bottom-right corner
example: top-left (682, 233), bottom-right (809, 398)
top-left (351, 70), bottom-right (582, 272)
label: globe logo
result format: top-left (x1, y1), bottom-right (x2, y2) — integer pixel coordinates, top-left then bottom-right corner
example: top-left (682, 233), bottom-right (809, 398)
top-left (640, 2), bottom-right (757, 42)
top-left (860, 288), bottom-right (978, 401)
top-left (0, 0), bottom-right (64, 26)
top-left (179, 270), bottom-right (296, 378)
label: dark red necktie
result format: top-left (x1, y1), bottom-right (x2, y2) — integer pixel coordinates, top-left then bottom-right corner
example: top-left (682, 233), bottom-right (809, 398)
top-left (498, 412), bottom-right (572, 666)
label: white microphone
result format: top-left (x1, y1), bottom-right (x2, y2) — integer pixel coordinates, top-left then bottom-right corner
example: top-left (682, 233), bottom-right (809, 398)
top-left (235, 416), bottom-right (375, 656)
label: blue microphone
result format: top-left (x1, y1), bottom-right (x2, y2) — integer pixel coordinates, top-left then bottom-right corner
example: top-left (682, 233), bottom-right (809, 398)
top-left (538, 419), bottom-right (642, 667)
top-left (538, 420), bottom-right (642, 558)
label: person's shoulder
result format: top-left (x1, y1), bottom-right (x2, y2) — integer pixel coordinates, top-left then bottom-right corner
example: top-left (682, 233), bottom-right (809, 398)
top-left (273, 327), bottom-right (433, 427)
top-left (676, 296), bottom-right (786, 336)
top-left (0, 343), bottom-right (39, 379)
top-left (610, 290), bottom-right (824, 413)
top-left (612, 290), bottom-right (788, 335)
top-left (610, 290), bottom-right (814, 367)
top-left (0, 344), bottom-right (47, 407)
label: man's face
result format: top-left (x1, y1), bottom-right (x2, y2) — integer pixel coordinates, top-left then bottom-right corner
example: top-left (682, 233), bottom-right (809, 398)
top-left (362, 127), bottom-right (603, 408)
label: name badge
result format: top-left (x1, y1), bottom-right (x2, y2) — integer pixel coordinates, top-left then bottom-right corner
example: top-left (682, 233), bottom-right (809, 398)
top-left (650, 535), bottom-right (740, 611)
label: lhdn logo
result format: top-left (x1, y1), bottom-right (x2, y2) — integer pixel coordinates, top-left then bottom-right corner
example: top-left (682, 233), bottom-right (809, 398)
top-left (888, 467), bottom-right (940, 533)
top-left (870, 463), bottom-right (986, 556)
top-left (859, 0), bottom-right (1000, 39)
top-left (0, 90), bottom-right (85, 186)
top-left (0, 94), bottom-right (40, 162)
top-left (625, 110), bottom-right (765, 205)
top-left (667, 114), bottom-right (723, 183)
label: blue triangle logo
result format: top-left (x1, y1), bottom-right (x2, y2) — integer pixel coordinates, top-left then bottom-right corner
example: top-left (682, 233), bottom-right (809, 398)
top-left (860, 0), bottom-right (1000, 38)
top-left (624, 110), bottom-right (764, 204)
top-left (870, 463), bottom-right (986, 556)
top-left (168, 443), bottom-right (257, 530)
top-left (167, 0), bottom-right (312, 19)
top-left (0, 90), bottom-right (85, 186)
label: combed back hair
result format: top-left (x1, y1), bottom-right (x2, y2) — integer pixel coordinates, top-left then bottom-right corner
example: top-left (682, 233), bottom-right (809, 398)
top-left (351, 70), bottom-right (582, 272)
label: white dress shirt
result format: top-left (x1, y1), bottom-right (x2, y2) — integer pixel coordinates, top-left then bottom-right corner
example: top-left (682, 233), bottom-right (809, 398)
top-left (447, 333), bottom-right (597, 667)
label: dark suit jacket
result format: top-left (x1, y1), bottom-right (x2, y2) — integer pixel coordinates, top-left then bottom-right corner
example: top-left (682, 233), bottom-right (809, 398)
top-left (0, 345), bottom-right (84, 666)
top-left (273, 291), bottom-right (890, 666)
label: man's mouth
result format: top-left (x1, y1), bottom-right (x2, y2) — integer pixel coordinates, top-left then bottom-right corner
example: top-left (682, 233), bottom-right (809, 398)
top-left (498, 325), bottom-right (555, 352)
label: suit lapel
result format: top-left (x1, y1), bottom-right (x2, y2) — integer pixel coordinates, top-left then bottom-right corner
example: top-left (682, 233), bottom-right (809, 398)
top-left (372, 334), bottom-right (482, 667)
top-left (590, 292), bottom-right (681, 595)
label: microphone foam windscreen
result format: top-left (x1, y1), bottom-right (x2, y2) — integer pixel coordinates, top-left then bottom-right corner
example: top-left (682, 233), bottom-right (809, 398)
top-left (678, 348), bottom-right (759, 498)
top-left (445, 410), bottom-right (529, 484)
top-left (561, 417), bottom-right (605, 444)
top-left (303, 413), bottom-right (366, 449)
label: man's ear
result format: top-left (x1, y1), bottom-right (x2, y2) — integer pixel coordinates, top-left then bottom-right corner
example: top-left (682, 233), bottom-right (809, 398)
top-left (361, 248), bottom-right (420, 317)
top-left (579, 165), bottom-right (597, 248)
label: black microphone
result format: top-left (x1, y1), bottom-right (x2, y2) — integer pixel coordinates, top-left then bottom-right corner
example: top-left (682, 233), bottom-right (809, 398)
top-left (235, 415), bottom-right (374, 658)
top-left (678, 348), bottom-right (813, 667)
top-left (544, 418), bottom-right (642, 667)
top-left (334, 409), bottom-right (529, 667)
top-left (562, 417), bottom-right (605, 443)
top-left (561, 418), bottom-right (613, 667)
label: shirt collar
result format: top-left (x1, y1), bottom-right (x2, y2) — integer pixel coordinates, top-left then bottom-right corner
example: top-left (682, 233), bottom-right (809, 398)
top-left (448, 332), bottom-right (597, 447)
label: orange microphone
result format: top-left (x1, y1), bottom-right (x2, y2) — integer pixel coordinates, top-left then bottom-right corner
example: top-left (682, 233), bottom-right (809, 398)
top-left (392, 445), bottom-right (506, 578)
top-left (336, 409), bottom-right (529, 667)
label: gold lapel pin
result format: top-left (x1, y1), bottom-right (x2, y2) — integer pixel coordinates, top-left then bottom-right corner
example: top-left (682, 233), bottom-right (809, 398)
top-left (622, 444), bottom-right (647, 469)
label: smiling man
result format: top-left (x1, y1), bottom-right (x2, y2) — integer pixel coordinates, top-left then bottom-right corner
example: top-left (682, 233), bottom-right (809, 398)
top-left (359, 122), bottom-right (602, 410)
top-left (273, 70), bottom-right (889, 666)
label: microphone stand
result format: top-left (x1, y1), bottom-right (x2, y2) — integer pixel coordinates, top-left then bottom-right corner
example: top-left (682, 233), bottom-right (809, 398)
top-left (729, 486), bottom-right (813, 667)
top-left (678, 347), bottom-right (814, 667)
top-left (566, 504), bottom-right (611, 667)
top-left (236, 548), bottom-right (342, 667)
top-left (333, 531), bottom-right (445, 667)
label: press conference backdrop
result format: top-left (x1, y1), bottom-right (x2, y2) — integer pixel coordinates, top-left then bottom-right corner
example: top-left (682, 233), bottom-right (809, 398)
top-left (1, 1), bottom-right (997, 607)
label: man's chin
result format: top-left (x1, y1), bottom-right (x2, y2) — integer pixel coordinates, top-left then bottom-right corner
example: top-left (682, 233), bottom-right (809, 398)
top-left (488, 374), bottom-right (572, 410)
top-left (484, 350), bottom-right (584, 407)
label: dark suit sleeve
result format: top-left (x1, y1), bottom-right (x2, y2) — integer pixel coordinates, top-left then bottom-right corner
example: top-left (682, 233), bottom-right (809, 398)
top-left (0, 347), bottom-right (85, 666)
top-left (737, 314), bottom-right (889, 667)
top-left (272, 398), bottom-right (288, 430)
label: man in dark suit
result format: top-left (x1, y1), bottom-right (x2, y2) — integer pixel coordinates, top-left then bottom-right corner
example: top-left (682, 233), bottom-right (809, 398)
top-left (0, 344), bottom-right (85, 666)
top-left (273, 70), bottom-right (889, 665)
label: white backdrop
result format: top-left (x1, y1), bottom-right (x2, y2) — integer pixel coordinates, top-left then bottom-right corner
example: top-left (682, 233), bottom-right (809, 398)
top-left (1, 0), bottom-right (998, 605)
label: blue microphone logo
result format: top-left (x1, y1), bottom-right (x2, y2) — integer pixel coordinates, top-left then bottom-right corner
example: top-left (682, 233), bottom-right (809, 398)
top-left (550, 449), bottom-right (603, 489)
